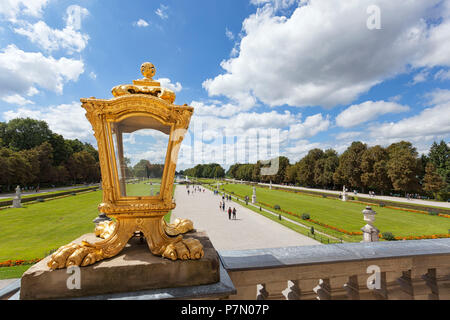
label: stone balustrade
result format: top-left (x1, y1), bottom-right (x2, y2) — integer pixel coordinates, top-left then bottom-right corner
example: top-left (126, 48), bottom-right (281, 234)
top-left (218, 238), bottom-right (450, 300)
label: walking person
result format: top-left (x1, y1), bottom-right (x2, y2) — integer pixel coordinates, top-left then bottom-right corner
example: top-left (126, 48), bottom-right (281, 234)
top-left (232, 207), bottom-right (236, 220)
top-left (222, 202), bottom-right (225, 211)
top-left (228, 207), bottom-right (232, 220)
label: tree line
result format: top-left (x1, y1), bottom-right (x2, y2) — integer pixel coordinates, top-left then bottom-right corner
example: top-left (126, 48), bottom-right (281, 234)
top-left (125, 159), bottom-right (165, 179)
top-left (179, 163), bottom-right (225, 179)
top-left (0, 118), bottom-right (100, 192)
top-left (226, 140), bottom-right (449, 200)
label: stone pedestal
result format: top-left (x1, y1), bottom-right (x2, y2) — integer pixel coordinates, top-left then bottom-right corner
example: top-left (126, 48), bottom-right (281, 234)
top-left (361, 224), bottom-right (380, 242)
top-left (20, 231), bottom-right (220, 300)
top-left (12, 198), bottom-right (22, 208)
top-left (361, 206), bottom-right (379, 242)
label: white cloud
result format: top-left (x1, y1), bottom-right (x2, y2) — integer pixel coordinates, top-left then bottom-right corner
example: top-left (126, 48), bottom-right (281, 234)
top-left (3, 102), bottom-right (93, 141)
top-left (0, 44), bottom-right (84, 100)
top-left (190, 100), bottom-right (251, 118)
top-left (134, 19), bottom-right (149, 27)
top-left (203, 0), bottom-right (450, 109)
top-left (89, 71), bottom-right (97, 80)
top-left (1, 94), bottom-right (34, 105)
top-left (335, 131), bottom-right (362, 140)
top-left (336, 101), bottom-right (410, 128)
top-left (155, 4), bottom-right (168, 20)
top-left (12, 5), bottom-right (89, 54)
top-left (285, 140), bottom-right (324, 162)
top-left (157, 78), bottom-right (182, 92)
top-left (425, 88), bottom-right (450, 105)
top-left (0, 0), bottom-right (49, 22)
top-left (288, 113), bottom-right (330, 139)
top-left (369, 97), bottom-right (450, 141)
top-left (250, 0), bottom-right (299, 11)
top-left (435, 69), bottom-right (450, 81)
top-left (225, 28), bottom-right (234, 40)
top-left (410, 69), bottom-right (429, 85)
top-left (65, 5), bottom-right (89, 31)
top-left (14, 20), bottom-right (89, 54)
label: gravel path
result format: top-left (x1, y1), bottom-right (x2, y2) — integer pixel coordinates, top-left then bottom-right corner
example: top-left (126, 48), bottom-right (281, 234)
top-left (171, 185), bottom-right (320, 251)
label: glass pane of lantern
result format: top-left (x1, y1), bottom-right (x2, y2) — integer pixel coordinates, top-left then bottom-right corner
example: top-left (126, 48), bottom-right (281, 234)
top-left (110, 116), bottom-right (170, 197)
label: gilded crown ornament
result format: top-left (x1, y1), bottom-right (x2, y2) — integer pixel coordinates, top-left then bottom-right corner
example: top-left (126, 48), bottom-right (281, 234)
top-left (111, 62), bottom-right (176, 103)
top-left (47, 63), bottom-right (203, 270)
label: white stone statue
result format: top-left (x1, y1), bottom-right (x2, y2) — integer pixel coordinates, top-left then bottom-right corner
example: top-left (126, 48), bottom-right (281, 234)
top-left (12, 185), bottom-right (22, 208)
top-left (342, 185), bottom-right (347, 202)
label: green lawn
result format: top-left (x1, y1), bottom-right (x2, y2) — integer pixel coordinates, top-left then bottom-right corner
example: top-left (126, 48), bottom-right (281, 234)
top-left (0, 265), bottom-right (33, 279)
top-left (221, 184), bottom-right (450, 239)
top-left (0, 186), bottom-right (173, 279)
top-left (126, 180), bottom-right (162, 196)
top-left (0, 190), bottom-right (102, 262)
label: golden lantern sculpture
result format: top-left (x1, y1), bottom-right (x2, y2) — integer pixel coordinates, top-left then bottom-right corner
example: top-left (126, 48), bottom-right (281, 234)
top-left (47, 62), bottom-right (204, 269)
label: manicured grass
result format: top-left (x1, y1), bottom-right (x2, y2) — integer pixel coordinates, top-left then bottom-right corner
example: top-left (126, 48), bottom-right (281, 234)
top-left (126, 180), bottom-right (162, 196)
top-left (0, 190), bottom-right (102, 262)
top-left (0, 186), bottom-right (174, 279)
top-left (0, 265), bottom-right (32, 279)
top-left (221, 184), bottom-right (450, 239)
top-left (233, 195), bottom-right (341, 244)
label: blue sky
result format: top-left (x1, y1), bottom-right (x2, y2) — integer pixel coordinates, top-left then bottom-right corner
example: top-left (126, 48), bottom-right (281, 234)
top-left (0, 0), bottom-right (449, 169)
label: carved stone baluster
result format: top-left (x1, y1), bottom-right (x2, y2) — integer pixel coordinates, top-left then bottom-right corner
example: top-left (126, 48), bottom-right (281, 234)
top-left (396, 270), bottom-right (415, 299)
top-left (387, 270), bottom-right (414, 299)
top-left (436, 267), bottom-right (450, 300)
top-left (371, 272), bottom-right (388, 300)
top-left (256, 284), bottom-right (269, 300)
top-left (421, 269), bottom-right (439, 300)
top-left (282, 280), bottom-right (301, 300)
top-left (343, 275), bottom-right (360, 300)
top-left (313, 278), bottom-right (331, 300)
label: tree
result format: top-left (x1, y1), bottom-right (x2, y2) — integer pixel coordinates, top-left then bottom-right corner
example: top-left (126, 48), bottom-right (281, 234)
top-left (133, 160), bottom-right (152, 178)
top-left (261, 156), bottom-right (290, 184)
top-left (333, 142), bottom-right (367, 190)
top-left (0, 122), bottom-right (7, 147)
top-left (423, 162), bottom-right (446, 198)
top-left (386, 141), bottom-right (420, 193)
top-left (67, 150), bottom-right (100, 183)
top-left (297, 149), bottom-right (324, 187)
top-left (49, 133), bottom-right (72, 165)
top-left (314, 149), bottom-right (338, 188)
top-left (285, 163), bottom-right (299, 184)
top-left (360, 145), bottom-right (391, 194)
top-left (428, 140), bottom-right (449, 188)
top-left (4, 118), bottom-right (53, 151)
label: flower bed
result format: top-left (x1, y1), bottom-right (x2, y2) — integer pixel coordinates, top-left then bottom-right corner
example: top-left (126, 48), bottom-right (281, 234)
top-left (0, 258), bottom-right (41, 268)
top-left (391, 234), bottom-right (450, 241)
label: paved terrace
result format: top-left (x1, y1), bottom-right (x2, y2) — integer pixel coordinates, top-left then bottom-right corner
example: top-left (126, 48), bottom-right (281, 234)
top-left (170, 185), bottom-right (320, 251)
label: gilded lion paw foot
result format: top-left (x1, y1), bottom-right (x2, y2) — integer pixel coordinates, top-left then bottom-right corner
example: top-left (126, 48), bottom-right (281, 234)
top-left (161, 238), bottom-right (204, 261)
top-left (164, 218), bottom-right (194, 236)
top-left (47, 242), bottom-right (103, 270)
